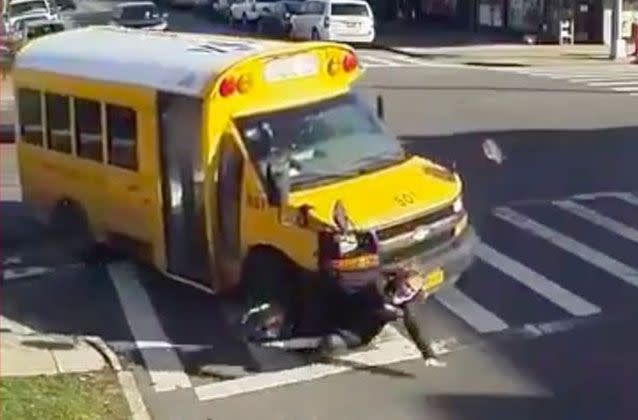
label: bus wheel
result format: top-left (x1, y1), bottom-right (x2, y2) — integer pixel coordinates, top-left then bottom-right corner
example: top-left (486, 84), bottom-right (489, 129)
top-left (238, 248), bottom-right (298, 342)
top-left (49, 199), bottom-right (98, 262)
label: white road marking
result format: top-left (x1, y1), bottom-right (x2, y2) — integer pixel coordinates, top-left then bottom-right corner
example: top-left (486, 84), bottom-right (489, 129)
top-left (611, 86), bottom-right (638, 92)
top-left (108, 262), bottom-right (192, 393)
top-left (108, 340), bottom-right (214, 353)
top-left (554, 200), bottom-right (638, 244)
top-left (0, 315), bottom-right (36, 334)
top-left (385, 54), bottom-right (428, 66)
top-left (476, 242), bottom-right (600, 316)
top-left (434, 286), bottom-right (509, 333)
top-left (493, 207), bottom-right (638, 288)
top-left (587, 80), bottom-right (638, 87)
top-left (3, 256), bottom-right (22, 265)
top-left (2, 267), bottom-right (54, 280)
top-left (359, 54), bottom-right (402, 67)
top-left (502, 190), bottom-right (638, 208)
top-left (614, 192), bottom-right (638, 207)
top-left (194, 325), bottom-right (423, 401)
top-left (571, 191), bottom-right (638, 202)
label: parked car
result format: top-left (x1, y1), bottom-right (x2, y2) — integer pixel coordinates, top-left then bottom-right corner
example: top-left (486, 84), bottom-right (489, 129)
top-left (52, 0), bottom-right (76, 11)
top-left (289, 0), bottom-right (375, 45)
top-left (9, 17), bottom-right (64, 52)
top-left (3, 0), bottom-right (60, 28)
top-left (165, 0), bottom-right (205, 9)
top-left (110, 1), bottom-right (169, 31)
top-left (209, 0), bottom-right (238, 20)
top-left (229, 0), bottom-right (276, 26)
top-left (256, 0), bottom-right (303, 37)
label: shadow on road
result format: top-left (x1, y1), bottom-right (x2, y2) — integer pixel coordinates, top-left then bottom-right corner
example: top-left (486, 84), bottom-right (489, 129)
top-left (400, 125), bottom-right (638, 237)
top-left (0, 199), bottom-right (411, 381)
top-left (401, 124), bottom-right (638, 420)
top-left (424, 310), bottom-right (638, 420)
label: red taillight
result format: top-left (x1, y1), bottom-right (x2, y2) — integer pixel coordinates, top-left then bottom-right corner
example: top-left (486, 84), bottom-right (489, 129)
top-left (342, 53), bottom-right (357, 72)
top-left (219, 77), bottom-right (236, 97)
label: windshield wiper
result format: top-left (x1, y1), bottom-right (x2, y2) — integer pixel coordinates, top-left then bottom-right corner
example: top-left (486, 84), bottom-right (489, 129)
top-left (291, 169), bottom-right (362, 188)
top-left (351, 154), bottom-right (405, 174)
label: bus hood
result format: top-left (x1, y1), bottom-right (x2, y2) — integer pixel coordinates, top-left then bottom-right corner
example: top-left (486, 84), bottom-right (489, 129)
top-left (288, 156), bottom-right (462, 230)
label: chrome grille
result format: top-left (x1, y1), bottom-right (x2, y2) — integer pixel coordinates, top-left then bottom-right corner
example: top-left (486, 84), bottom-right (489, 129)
top-left (375, 205), bottom-right (455, 242)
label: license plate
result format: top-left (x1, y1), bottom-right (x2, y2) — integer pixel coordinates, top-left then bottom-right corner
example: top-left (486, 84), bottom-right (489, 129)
top-left (405, 267), bottom-right (444, 292)
top-left (423, 268), bottom-right (444, 291)
top-left (346, 22), bottom-right (358, 28)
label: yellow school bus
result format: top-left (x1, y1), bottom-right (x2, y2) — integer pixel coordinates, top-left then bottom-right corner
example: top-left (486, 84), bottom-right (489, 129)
top-left (13, 26), bottom-right (477, 345)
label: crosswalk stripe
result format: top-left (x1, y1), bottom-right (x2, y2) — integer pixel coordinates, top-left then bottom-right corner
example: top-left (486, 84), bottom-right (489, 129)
top-left (359, 55), bottom-right (401, 67)
top-left (108, 262), bottom-right (192, 393)
top-left (434, 286), bottom-right (508, 333)
top-left (611, 86), bottom-right (638, 92)
top-left (587, 80), bottom-right (638, 86)
top-left (577, 76), bottom-right (638, 83)
top-left (553, 200), bottom-right (638, 244)
top-left (522, 68), bottom-right (636, 76)
top-left (475, 242), bottom-right (600, 316)
top-left (614, 192), bottom-right (638, 207)
top-left (522, 72), bottom-right (628, 79)
top-left (385, 54), bottom-right (427, 66)
top-left (493, 207), bottom-right (638, 288)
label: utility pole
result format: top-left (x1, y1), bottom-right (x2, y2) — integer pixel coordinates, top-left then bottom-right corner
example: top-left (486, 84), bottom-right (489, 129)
top-left (610, 0), bottom-right (627, 59)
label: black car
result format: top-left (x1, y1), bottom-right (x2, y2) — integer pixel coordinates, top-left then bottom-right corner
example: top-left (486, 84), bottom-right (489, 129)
top-left (110, 1), bottom-right (169, 31)
top-left (257, 0), bottom-right (303, 38)
top-left (53, 0), bottom-right (76, 11)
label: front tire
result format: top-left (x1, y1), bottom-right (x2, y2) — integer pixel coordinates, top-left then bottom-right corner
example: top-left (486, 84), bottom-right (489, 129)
top-left (238, 248), bottom-right (299, 342)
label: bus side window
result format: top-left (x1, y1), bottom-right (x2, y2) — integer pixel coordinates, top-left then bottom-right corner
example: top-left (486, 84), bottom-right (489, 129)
top-left (75, 98), bottom-right (103, 162)
top-left (17, 88), bottom-right (44, 146)
top-left (45, 93), bottom-right (72, 154)
top-left (106, 104), bottom-right (138, 171)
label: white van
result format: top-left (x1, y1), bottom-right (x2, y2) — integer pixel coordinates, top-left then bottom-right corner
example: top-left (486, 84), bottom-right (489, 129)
top-left (289, 0), bottom-right (374, 44)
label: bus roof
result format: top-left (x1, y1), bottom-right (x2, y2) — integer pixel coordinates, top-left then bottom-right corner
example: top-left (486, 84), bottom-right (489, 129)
top-left (13, 26), bottom-right (297, 97)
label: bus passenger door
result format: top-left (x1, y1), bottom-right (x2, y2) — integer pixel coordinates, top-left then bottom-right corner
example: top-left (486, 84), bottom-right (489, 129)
top-left (157, 93), bottom-right (211, 285)
top-left (213, 129), bottom-right (244, 289)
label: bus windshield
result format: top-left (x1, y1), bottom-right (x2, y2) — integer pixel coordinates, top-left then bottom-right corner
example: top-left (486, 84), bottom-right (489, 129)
top-left (235, 93), bottom-right (406, 190)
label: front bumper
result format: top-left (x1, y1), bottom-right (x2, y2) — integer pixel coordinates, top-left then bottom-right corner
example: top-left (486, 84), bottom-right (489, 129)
top-left (325, 224), bottom-right (478, 297)
top-left (384, 225), bottom-right (479, 295)
top-left (326, 30), bottom-right (375, 44)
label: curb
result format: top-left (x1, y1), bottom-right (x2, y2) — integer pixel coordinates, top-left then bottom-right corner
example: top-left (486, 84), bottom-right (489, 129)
top-left (370, 42), bottom-right (432, 58)
top-left (83, 336), bottom-right (152, 420)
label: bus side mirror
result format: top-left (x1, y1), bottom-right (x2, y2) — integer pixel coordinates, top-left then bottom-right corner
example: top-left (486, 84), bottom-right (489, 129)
top-left (265, 149), bottom-right (290, 209)
top-left (376, 95), bottom-right (384, 121)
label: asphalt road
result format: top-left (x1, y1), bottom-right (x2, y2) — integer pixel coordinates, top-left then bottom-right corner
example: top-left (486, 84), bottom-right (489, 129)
top-left (3, 4), bottom-right (638, 420)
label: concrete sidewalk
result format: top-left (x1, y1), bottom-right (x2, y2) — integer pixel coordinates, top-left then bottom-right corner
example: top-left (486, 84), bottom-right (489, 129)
top-left (0, 317), bottom-right (151, 419)
top-left (0, 317), bottom-right (106, 377)
top-left (381, 43), bottom-right (638, 67)
top-left (372, 21), bottom-right (638, 67)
